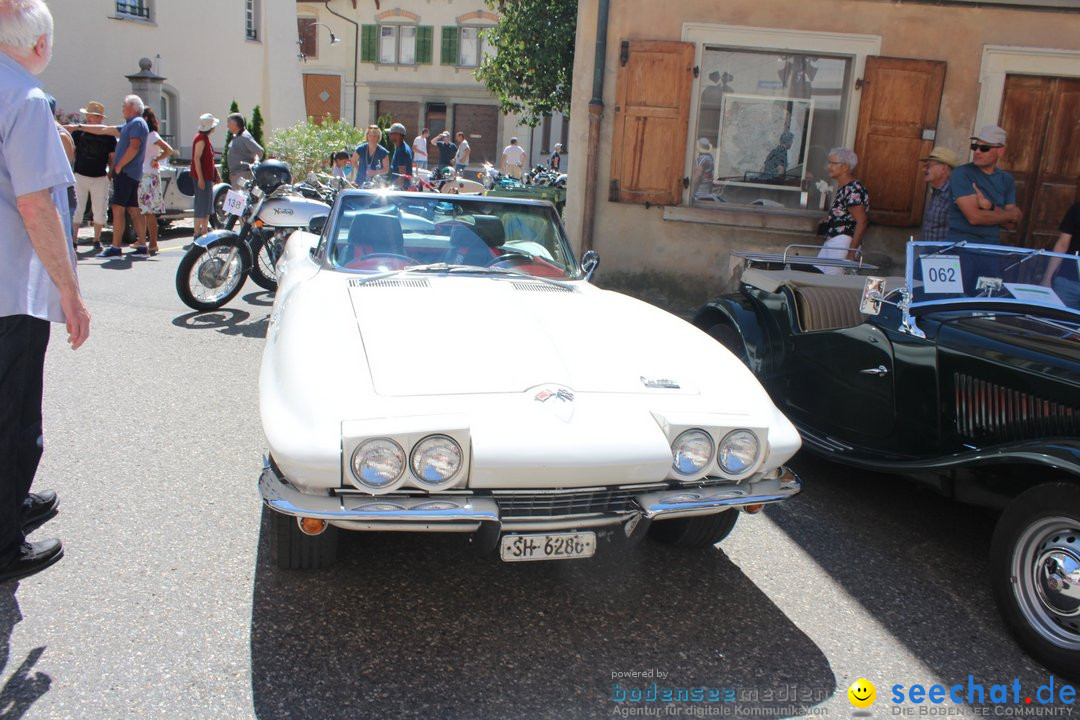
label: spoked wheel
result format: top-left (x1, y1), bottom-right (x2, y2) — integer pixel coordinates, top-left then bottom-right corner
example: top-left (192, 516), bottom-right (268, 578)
top-left (175, 242), bottom-right (248, 311)
top-left (249, 234), bottom-right (279, 292)
top-left (991, 483), bottom-right (1080, 679)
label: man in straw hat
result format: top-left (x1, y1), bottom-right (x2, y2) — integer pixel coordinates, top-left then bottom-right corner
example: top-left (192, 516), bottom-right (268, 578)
top-left (0, 0), bottom-right (91, 582)
top-left (919, 145), bottom-right (958, 243)
top-left (69, 100), bottom-right (115, 249)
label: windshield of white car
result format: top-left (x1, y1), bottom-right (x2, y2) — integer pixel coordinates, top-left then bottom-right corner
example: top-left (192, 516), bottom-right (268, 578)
top-left (324, 191), bottom-right (578, 280)
top-left (908, 241), bottom-right (1080, 319)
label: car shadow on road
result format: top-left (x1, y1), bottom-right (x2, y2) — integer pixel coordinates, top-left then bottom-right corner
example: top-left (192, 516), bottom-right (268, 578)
top-left (249, 512), bottom-right (836, 720)
top-left (172, 309), bottom-right (269, 339)
top-left (770, 454), bottom-right (1060, 686)
top-left (0, 585), bottom-right (51, 720)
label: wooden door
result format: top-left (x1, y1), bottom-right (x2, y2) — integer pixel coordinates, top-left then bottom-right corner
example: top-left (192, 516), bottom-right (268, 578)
top-left (453, 104), bottom-right (499, 166)
top-left (853, 56), bottom-right (946, 227)
top-left (375, 101), bottom-right (420, 134)
top-left (303, 74), bottom-right (341, 122)
top-left (999, 75), bottom-right (1080, 249)
top-left (609, 40), bottom-right (694, 205)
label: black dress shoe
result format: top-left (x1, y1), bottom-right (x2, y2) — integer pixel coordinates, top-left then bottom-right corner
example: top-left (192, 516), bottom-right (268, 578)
top-left (0, 539), bottom-right (63, 583)
top-left (21, 490), bottom-right (59, 534)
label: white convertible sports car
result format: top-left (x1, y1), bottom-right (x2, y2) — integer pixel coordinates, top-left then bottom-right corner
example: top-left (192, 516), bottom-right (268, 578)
top-left (258, 190), bottom-right (802, 569)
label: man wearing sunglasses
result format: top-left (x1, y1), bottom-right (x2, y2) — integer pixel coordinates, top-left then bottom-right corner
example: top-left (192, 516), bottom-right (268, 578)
top-left (946, 124), bottom-right (1021, 243)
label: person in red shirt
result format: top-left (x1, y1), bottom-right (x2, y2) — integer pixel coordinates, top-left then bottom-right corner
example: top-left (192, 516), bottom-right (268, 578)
top-left (191, 113), bottom-right (219, 239)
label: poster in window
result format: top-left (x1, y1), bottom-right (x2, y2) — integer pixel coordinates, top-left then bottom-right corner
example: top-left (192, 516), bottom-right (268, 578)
top-left (715, 94), bottom-right (813, 191)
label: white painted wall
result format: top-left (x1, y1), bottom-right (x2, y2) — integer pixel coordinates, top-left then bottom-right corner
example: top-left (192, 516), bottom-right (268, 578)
top-left (40, 0), bottom-right (304, 156)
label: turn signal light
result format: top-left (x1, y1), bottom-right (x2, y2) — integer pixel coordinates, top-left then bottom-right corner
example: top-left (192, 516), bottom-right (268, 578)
top-left (742, 504), bottom-right (765, 514)
top-left (298, 517), bottom-right (327, 535)
top-left (254, 218), bottom-right (264, 228)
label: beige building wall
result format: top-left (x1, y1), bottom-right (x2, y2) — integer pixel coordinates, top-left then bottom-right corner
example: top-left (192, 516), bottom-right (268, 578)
top-left (41, 0), bottom-right (304, 156)
top-left (567, 0), bottom-right (1080, 295)
top-left (296, 0), bottom-right (567, 170)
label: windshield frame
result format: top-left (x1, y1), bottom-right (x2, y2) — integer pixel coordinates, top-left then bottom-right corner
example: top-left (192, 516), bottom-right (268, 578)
top-left (316, 189), bottom-right (584, 281)
top-left (906, 241), bottom-right (1080, 323)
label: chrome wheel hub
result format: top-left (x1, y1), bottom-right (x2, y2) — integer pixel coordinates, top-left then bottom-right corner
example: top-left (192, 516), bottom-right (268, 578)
top-left (1012, 517), bottom-right (1080, 649)
top-left (197, 256), bottom-right (230, 288)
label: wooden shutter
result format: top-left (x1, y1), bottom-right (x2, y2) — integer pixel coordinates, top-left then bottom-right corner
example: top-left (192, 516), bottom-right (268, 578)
top-left (441, 26), bottom-right (458, 65)
top-left (853, 56), bottom-right (946, 226)
top-left (360, 25), bottom-right (377, 63)
top-left (415, 26), bottom-right (433, 64)
top-left (609, 40), bottom-right (694, 205)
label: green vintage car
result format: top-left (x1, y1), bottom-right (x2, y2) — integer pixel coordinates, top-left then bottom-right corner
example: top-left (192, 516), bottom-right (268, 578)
top-left (694, 241), bottom-right (1080, 678)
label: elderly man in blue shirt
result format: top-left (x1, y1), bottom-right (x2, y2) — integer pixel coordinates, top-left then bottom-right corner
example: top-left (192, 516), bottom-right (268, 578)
top-left (0, 0), bottom-right (90, 583)
top-left (918, 146), bottom-right (958, 243)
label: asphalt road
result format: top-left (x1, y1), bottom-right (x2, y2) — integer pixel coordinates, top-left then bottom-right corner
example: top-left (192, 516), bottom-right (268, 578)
top-left (0, 229), bottom-right (1074, 719)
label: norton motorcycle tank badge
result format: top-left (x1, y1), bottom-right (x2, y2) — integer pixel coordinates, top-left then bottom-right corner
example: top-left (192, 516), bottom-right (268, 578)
top-left (640, 376), bottom-right (680, 389)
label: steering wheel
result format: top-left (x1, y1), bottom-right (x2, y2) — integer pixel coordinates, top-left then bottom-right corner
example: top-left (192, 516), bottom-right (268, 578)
top-left (486, 251), bottom-right (532, 266)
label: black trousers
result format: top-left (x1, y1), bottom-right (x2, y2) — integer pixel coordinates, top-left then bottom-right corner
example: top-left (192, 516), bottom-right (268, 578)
top-left (0, 315), bottom-right (49, 565)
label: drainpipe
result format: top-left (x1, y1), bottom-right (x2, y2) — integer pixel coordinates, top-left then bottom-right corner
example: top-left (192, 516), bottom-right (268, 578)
top-left (580, 0), bottom-right (609, 253)
top-left (324, 0), bottom-right (358, 126)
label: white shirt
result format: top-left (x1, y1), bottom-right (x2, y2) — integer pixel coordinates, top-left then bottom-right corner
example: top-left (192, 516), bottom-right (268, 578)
top-left (455, 139), bottom-right (470, 165)
top-left (141, 130), bottom-right (163, 174)
top-left (502, 143), bottom-right (526, 167)
top-left (412, 135), bottom-right (428, 161)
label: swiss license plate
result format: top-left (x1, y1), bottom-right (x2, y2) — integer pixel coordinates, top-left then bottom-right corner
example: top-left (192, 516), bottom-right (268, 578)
top-left (499, 532), bottom-right (596, 563)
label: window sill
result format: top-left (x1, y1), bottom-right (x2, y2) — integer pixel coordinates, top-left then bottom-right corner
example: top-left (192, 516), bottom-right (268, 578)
top-left (663, 204), bottom-right (820, 233)
top-left (110, 14), bottom-right (155, 24)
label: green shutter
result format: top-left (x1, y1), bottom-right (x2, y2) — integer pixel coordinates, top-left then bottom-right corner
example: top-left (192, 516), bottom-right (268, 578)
top-left (441, 26), bottom-right (458, 66)
top-left (415, 26), bottom-right (433, 64)
top-left (361, 24), bottom-right (378, 63)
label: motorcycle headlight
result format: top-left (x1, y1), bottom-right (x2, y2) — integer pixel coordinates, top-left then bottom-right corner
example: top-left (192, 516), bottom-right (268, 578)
top-left (351, 439), bottom-right (405, 490)
top-left (672, 429), bottom-right (714, 476)
top-left (410, 435), bottom-right (463, 488)
top-left (718, 430), bottom-right (760, 476)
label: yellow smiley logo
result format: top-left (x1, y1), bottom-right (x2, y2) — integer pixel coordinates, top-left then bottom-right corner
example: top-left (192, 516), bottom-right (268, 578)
top-left (848, 678), bottom-right (876, 709)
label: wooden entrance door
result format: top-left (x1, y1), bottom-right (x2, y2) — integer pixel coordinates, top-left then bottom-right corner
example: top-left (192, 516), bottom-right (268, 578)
top-left (453, 104), bottom-right (499, 166)
top-left (998, 75), bottom-right (1080, 249)
top-left (853, 56), bottom-right (946, 227)
top-left (303, 74), bottom-right (341, 122)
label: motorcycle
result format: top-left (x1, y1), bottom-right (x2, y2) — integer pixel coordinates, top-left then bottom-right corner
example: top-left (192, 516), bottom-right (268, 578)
top-left (175, 160), bottom-right (330, 312)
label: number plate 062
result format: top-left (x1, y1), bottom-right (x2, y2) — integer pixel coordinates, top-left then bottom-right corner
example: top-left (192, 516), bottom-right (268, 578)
top-left (499, 532), bottom-right (596, 563)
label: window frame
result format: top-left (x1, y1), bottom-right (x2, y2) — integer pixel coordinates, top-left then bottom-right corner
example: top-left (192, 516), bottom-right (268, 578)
top-left (680, 23), bottom-right (880, 213)
top-left (245, 0), bottom-right (260, 41)
top-left (378, 23), bottom-right (419, 66)
top-left (115, 1), bottom-right (151, 21)
top-left (456, 25), bottom-right (494, 68)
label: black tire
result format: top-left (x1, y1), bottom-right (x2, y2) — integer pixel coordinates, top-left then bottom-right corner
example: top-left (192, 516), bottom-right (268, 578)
top-left (210, 185), bottom-right (230, 229)
top-left (707, 322), bottom-right (747, 364)
top-left (648, 510), bottom-right (739, 548)
top-left (990, 482), bottom-right (1080, 680)
top-left (270, 510), bottom-right (339, 570)
top-left (175, 241), bottom-right (248, 312)
top-left (248, 234), bottom-right (279, 292)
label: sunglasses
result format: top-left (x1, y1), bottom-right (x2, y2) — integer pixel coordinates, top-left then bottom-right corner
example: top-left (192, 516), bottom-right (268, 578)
top-left (970, 143), bottom-right (1001, 153)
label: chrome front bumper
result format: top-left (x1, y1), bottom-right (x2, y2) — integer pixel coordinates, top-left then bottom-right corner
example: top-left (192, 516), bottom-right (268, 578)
top-left (258, 462), bottom-right (801, 533)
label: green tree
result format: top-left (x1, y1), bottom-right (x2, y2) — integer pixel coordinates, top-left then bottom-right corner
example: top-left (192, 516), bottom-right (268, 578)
top-left (220, 99), bottom-right (240, 184)
top-left (474, 0), bottom-right (577, 127)
top-left (267, 116), bottom-right (367, 178)
top-left (249, 105), bottom-right (264, 147)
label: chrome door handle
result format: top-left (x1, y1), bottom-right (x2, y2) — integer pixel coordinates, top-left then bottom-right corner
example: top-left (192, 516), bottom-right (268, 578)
top-left (859, 365), bottom-right (889, 376)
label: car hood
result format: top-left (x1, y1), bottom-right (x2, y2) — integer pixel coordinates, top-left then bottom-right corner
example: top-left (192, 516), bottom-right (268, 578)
top-left (938, 313), bottom-right (1080, 384)
top-left (349, 275), bottom-right (713, 397)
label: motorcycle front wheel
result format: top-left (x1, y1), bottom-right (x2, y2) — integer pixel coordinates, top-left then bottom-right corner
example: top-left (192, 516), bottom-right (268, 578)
top-left (249, 234), bottom-right (279, 292)
top-left (175, 241), bottom-right (248, 311)
top-left (210, 185), bottom-right (231, 229)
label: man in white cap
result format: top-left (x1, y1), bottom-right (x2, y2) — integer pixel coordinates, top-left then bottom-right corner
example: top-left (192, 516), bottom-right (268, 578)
top-left (947, 124), bottom-right (1021, 243)
top-left (501, 137), bottom-right (526, 180)
top-left (0, 0), bottom-right (90, 582)
top-left (919, 145), bottom-right (958, 243)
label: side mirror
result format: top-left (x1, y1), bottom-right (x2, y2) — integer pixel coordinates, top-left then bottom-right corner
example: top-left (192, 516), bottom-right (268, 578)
top-left (860, 276), bottom-right (886, 315)
top-left (581, 250), bottom-right (600, 282)
top-left (308, 215), bottom-right (328, 235)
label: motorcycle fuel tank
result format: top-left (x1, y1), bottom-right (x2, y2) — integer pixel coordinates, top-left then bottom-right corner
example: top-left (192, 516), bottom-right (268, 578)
top-left (257, 195), bottom-right (329, 228)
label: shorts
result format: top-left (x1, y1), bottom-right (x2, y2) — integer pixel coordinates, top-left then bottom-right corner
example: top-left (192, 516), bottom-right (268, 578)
top-left (193, 182), bottom-right (214, 218)
top-left (138, 172), bottom-right (164, 215)
top-left (111, 173), bottom-right (140, 208)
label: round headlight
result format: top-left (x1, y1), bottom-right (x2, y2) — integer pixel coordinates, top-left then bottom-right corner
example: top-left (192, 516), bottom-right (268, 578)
top-left (718, 430), bottom-right (760, 475)
top-left (351, 439), bottom-right (405, 489)
top-left (672, 429), bottom-right (715, 475)
top-left (410, 435), bottom-right (463, 487)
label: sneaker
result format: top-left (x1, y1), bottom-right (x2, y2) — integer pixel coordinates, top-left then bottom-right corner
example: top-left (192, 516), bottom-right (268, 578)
top-left (96, 245), bottom-right (122, 258)
top-left (129, 245), bottom-right (149, 256)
